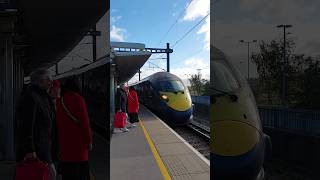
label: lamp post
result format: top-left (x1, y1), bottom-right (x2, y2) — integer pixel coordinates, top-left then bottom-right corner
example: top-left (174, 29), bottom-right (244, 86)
top-left (277, 24), bottom-right (292, 107)
top-left (240, 40), bottom-right (257, 80)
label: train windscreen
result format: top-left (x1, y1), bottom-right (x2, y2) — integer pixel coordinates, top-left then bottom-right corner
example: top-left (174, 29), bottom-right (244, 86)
top-left (211, 61), bottom-right (240, 94)
top-left (159, 80), bottom-right (185, 92)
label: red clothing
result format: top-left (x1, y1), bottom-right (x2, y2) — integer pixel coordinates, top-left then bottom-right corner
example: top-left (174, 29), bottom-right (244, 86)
top-left (56, 91), bottom-right (92, 162)
top-left (128, 90), bottom-right (139, 113)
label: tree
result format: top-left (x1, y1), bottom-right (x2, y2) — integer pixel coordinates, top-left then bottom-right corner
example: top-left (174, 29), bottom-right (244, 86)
top-left (188, 73), bottom-right (202, 95)
top-left (251, 39), bottom-right (295, 105)
top-left (188, 73), bottom-right (210, 96)
top-left (252, 38), bottom-right (320, 109)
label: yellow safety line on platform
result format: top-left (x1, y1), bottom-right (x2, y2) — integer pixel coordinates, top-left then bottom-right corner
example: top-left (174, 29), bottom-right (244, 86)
top-left (139, 120), bottom-right (172, 180)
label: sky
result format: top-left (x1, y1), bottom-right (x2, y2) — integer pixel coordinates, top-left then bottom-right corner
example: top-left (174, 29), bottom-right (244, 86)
top-left (211, 0), bottom-right (320, 78)
top-left (50, 0), bottom-right (320, 83)
top-left (110, 0), bottom-right (210, 85)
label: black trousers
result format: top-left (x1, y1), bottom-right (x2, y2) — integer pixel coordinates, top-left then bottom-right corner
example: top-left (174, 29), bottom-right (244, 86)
top-left (128, 113), bottom-right (139, 123)
top-left (60, 161), bottom-right (90, 180)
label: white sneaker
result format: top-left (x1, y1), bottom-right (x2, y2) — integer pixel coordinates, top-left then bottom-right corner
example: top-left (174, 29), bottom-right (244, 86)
top-left (121, 127), bottom-right (129, 132)
top-left (131, 123), bottom-right (137, 127)
top-left (113, 128), bottom-right (123, 133)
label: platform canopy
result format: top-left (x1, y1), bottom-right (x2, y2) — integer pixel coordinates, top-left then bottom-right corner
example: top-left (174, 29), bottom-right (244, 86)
top-left (14, 0), bottom-right (108, 73)
top-left (111, 42), bottom-right (151, 84)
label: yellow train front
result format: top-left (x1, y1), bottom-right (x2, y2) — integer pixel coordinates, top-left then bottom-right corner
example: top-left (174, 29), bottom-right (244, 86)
top-left (132, 72), bottom-right (192, 125)
top-left (210, 46), bottom-right (271, 180)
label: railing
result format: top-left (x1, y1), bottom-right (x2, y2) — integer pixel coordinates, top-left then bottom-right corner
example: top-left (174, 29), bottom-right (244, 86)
top-left (258, 106), bottom-right (320, 135)
top-left (191, 96), bottom-right (210, 128)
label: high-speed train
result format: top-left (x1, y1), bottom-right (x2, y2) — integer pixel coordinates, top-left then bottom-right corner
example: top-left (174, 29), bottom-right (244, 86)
top-left (131, 72), bottom-right (193, 125)
top-left (210, 46), bottom-right (272, 180)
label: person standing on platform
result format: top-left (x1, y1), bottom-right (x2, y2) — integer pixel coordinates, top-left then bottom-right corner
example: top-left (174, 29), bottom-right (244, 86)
top-left (56, 76), bottom-right (93, 180)
top-left (114, 83), bottom-right (130, 132)
top-left (127, 86), bottom-right (139, 127)
top-left (15, 69), bottom-right (58, 180)
top-left (48, 80), bottom-right (61, 110)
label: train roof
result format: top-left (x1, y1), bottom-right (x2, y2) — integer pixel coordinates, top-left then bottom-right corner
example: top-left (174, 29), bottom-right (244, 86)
top-left (130, 72), bottom-right (181, 86)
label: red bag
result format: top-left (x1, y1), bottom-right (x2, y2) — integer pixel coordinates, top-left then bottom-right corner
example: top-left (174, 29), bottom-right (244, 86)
top-left (15, 158), bottom-right (49, 180)
top-left (114, 111), bottom-right (127, 128)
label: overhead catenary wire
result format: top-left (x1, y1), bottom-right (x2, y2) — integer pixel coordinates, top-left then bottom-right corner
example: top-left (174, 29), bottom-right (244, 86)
top-left (172, 12), bottom-right (210, 48)
top-left (156, 0), bottom-right (193, 47)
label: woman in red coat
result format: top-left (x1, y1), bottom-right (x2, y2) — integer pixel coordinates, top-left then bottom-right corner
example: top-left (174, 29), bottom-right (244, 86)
top-left (56, 77), bottom-right (92, 180)
top-left (128, 86), bottom-right (140, 124)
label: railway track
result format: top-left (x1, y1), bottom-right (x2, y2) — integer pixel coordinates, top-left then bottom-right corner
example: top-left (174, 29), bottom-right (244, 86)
top-left (172, 121), bottom-right (210, 160)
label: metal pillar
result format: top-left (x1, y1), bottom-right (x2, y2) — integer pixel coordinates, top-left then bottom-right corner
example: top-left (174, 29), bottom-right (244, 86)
top-left (247, 42), bottom-right (250, 80)
top-left (166, 43), bottom-right (170, 72)
top-left (138, 69), bottom-right (141, 81)
top-left (0, 34), bottom-right (15, 160)
top-left (277, 24), bottom-right (292, 107)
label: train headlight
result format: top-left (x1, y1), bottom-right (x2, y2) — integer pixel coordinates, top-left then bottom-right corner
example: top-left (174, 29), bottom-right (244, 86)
top-left (160, 94), bottom-right (169, 102)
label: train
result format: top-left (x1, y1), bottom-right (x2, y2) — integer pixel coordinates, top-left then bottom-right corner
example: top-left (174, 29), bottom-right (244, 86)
top-left (131, 72), bottom-right (193, 126)
top-left (210, 46), bottom-right (272, 180)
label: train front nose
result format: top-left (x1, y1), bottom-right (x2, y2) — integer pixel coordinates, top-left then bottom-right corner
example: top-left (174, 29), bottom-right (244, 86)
top-left (211, 120), bottom-right (265, 180)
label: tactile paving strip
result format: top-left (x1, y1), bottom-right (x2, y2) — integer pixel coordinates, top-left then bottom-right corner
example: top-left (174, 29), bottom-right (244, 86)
top-left (162, 155), bottom-right (193, 180)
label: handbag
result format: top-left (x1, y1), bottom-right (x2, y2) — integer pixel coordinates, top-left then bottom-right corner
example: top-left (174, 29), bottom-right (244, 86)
top-left (114, 111), bottom-right (127, 128)
top-left (15, 158), bottom-right (49, 180)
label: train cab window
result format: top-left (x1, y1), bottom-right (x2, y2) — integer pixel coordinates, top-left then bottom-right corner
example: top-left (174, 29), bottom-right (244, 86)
top-left (159, 80), bottom-right (184, 92)
top-left (211, 61), bottom-right (240, 93)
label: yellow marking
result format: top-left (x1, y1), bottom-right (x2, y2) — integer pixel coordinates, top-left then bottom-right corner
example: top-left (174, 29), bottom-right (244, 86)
top-left (211, 121), bottom-right (259, 156)
top-left (160, 91), bottom-right (191, 111)
top-left (210, 89), bottom-right (261, 155)
top-left (139, 120), bottom-right (172, 180)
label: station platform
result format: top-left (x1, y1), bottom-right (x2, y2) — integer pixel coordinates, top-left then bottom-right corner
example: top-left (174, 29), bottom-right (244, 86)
top-left (111, 105), bottom-right (210, 180)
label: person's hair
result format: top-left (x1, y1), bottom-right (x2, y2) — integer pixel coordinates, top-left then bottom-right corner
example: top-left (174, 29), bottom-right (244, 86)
top-left (129, 86), bottom-right (135, 91)
top-left (29, 69), bottom-right (51, 85)
top-left (61, 76), bottom-right (81, 95)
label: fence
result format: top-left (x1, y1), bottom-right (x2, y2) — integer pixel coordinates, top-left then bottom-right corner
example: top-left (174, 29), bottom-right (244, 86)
top-left (258, 106), bottom-right (320, 135)
top-left (191, 96), bottom-right (210, 127)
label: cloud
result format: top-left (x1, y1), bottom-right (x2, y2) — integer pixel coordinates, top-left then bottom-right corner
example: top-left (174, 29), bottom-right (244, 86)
top-left (182, 0), bottom-right (210, 51)
top-left (183, 0), bottom-right (210, 21)
top-left (111, 9), bottom-right (118, 13)
top-left (111, 16), bottom-right (122, 23)
top-left (173, 57), bottom-right (210, 81)
top-left (110, 25), bottom-right (126, 42)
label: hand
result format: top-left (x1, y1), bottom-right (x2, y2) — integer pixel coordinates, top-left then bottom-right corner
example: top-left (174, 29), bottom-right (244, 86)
top-left (24, 152), bottom-right (37, 160)
top-left (88, 143), bottom-right (93, 151)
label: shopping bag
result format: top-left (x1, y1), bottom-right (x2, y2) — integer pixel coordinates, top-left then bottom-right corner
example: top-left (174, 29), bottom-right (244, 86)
top-left (15, 158), bottom-right (49, 180)
top-left (114, 111), bottom-right (127, 128)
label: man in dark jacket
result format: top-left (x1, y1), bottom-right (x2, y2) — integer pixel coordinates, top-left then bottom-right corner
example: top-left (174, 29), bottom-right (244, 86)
top-left (114, 84), bottom-right (129, 132)
top-left (15, 69), bottom-right (58, 180)
top-left (115, 84), bottom-right (128, 113)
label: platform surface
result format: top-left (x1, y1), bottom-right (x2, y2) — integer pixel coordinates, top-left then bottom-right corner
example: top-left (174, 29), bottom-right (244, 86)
top-left (110, 105), bottom-right (210, 180)
top-left (110, 119), bottom-right (163, 180)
